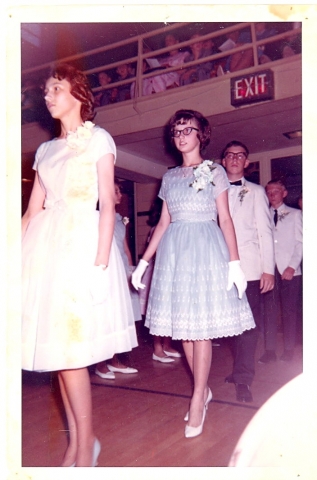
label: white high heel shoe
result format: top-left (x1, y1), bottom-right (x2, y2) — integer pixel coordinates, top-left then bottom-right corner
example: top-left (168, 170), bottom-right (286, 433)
top-left (92, 438), bottom-right (101, 467)
top-left (185, 407), bottom-right (206, 438)
top-left (184, 387), bottom-right (212, 421)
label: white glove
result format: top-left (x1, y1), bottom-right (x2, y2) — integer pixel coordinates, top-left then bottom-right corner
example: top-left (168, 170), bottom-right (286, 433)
top-left (131, 259), bottom-right (149, 290)
top-left (90, 265), bottom-right (109, 305)
top-left (226, 260), bottom-right (247, 299)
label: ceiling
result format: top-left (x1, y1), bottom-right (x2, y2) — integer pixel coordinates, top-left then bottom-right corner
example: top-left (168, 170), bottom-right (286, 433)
top-left (114, 95), bottom-right (302, 168)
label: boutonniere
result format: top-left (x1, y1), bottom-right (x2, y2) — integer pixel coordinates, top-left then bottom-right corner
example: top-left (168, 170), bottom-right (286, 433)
top-left (189, 160), bottom-right (217, 192)
top-left (278, 211), bottom-right (290, 222)
top-left (238, 185), bottom-right (250, 204)
top-left (66, 121), bottom-right (95, 154)
top-left (122, 216), bottom-right (129, 226)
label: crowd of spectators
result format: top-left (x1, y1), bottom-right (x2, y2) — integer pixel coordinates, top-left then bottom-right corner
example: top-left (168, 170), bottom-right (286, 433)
top-left (92, 22), bottom-right (301, 106)
top-left (21, 22), bottom-right (301, 121)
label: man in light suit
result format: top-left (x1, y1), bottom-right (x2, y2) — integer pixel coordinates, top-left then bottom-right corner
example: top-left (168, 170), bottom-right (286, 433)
top-left (221, 140), bottom-right (275, 402)
top-left (260, 179), bottom-right (303, 362)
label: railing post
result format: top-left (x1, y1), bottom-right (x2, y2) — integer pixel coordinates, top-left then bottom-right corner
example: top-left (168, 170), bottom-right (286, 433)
top-left (250, 22), bottom-right (259, 67)
top-left (137, 37), bottom-right (144, 99)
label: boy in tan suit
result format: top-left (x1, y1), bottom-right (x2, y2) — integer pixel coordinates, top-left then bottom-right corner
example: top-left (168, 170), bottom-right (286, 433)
top-left (221, 141), bottom-right (275, 401)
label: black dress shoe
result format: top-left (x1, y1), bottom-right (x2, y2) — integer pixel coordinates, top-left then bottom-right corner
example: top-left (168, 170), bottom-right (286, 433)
top-left (225, 374), bottom-right (234, 383)
top-left (280, 350), bottom-right (293, 362)
top-left (258, 350), bottom-right (277, 364)
top-left (235, 383), bottom-right (253, 402)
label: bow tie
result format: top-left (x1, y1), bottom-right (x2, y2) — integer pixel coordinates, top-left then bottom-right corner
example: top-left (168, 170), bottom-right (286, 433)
top-left (230, 180), bottom-right (242, 186)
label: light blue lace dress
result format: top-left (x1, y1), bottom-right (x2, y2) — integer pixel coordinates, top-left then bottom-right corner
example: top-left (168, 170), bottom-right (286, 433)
top-left (145, 163), bottom-right (255, 340)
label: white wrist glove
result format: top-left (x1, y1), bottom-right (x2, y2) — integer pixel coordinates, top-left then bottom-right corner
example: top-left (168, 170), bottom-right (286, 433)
top-left (131, 259), bottom-right (149, 290)
top-left (227, 260), bottom-right (247, 299)
top-left (90, 265), bottom-right (110, 305)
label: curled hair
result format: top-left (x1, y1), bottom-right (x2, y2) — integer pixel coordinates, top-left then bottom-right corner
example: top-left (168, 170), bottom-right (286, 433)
top-left (46, 63), bottom-right (95, 121)
top-left (167, 109), bottom-right (211, 150)
top-left (221, 140), bottom-right (249, 159)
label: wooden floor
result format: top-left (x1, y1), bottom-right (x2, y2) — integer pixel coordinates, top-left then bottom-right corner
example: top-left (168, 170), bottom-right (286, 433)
top-left (22, 324), bottom-right (303, 468)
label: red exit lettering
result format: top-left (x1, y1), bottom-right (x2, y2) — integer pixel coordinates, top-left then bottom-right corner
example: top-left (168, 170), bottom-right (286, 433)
top-left (234, 73), bottom-right (267, 99)
top-left (231, 70), bottom-right (274, 106)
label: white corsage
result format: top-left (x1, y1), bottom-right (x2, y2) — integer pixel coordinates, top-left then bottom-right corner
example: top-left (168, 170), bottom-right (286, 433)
top-left (189, 160), bottom-right (216, 192)
top-left (238, 186), bottom-right (250, 204)
top-left (122, 216), bottom-right (129, 226)
top-left (66, 121), bottom-right (95, 154)
top-left (278, 211), bottom-right (290, 222)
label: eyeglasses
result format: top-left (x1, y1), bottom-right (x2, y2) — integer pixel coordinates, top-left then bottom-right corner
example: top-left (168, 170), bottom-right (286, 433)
top-left (224, 151), bottom-right (247, 161)
top-left (172, 127), bottom-right (199, 138)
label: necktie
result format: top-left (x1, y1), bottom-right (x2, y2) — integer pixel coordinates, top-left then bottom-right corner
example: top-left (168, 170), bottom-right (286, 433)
top-left (229, 180), bottom-right (242, 186)
top-left (273, 209), bottom-right (278, 226)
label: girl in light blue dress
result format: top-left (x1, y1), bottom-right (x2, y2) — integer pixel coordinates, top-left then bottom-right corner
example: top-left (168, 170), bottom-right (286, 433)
top-left (132, 109), bottom-right (254, 439)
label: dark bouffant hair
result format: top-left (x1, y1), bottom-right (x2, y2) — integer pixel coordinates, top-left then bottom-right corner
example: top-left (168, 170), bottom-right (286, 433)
top-left (46, 63), bottom-right (95, 122)
top-left (167, 109), bottom-right (211, 150)
top-left (221, 140), bottom-right (249, 159)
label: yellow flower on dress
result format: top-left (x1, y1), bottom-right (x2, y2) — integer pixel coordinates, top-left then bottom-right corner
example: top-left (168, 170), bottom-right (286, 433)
top-left (66, 121), bottom-right (95, 154)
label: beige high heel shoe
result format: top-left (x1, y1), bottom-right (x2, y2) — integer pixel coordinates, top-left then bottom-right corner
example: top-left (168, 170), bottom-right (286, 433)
top-left (184, 387), bottom-right (212, 421)
top-left (185, 407), bottom-right (206, 438)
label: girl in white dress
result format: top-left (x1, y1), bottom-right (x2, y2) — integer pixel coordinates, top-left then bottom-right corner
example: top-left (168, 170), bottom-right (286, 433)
top-left (22, 64), bottom-right (137, 466)
top-left (132, 109), bottom-right (255, 438)
top-left (95, 180), bottom-right (140, 378)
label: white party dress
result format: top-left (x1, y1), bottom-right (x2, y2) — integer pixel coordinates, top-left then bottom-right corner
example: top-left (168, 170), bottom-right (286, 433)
top-left (113, 212), bottom-right (142, 321)
top-left (22, 124), bottom-right (138, 372)
top-left (145, 162), bottom-right (255, 340)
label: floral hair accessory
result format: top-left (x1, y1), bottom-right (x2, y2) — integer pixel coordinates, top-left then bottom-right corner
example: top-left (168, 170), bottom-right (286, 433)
top-left (189, 160), bottom-right (216, 192)
top-left (278, 211), bottom-right (290, 222)
top-left (66, 121), bottom-right (95, 154)
top-left (122, 216), bottom-right (129, 226)
top-left (238, 185), bottom-right (250, 204)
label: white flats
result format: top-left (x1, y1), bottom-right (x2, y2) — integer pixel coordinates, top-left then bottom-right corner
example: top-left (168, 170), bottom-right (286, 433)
top-left (152, 353), bottom-right (175, 363)
top-left (184, 387), bottom-right (212, 422)
top-left (163, 350), bottom-right (183, 358)
top-left (107, 364), bottom-right (138, 374)
top-left (95, 367), bottom-right (115, 380)
top-left (185, 407), bottom-right (206, 438)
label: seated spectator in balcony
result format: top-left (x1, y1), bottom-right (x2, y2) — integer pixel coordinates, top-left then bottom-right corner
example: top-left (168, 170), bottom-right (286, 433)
top-left (130, 59), bottom-right (167, 97)
top-left (94, 71), bottom-right (117, 107)
top-left (115, 64), bottom-right (134, 102)
top-left (215, 30), bottom-right (240, 76)
top-left (179, 34), bottom-right (214, 86)
top-left (228, 23), bottom-right (278, 72)
top-left (202, 37), bottom-right (218, 78)
top-left (21, 77), bottom-right (47, 124)
top-left (281, 22), bottom-right (301, 58)
top-left (158, 33), bottom-right (190, 88)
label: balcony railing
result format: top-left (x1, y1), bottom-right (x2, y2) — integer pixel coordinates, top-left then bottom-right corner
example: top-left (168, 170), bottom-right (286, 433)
top-left (21, 21), bottom-right (301, 123)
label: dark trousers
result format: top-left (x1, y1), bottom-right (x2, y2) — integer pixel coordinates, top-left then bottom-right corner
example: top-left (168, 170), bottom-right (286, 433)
top-left (263, 268), bottom-right (302, 352)
top-left (230, 280), bottom-right (262, 386)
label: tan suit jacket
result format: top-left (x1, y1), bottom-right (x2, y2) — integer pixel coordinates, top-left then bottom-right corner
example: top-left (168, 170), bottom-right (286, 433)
top-left (270, 203), bottom-right (302, 276)
top-left (228, 178), bottom-right (275, 281)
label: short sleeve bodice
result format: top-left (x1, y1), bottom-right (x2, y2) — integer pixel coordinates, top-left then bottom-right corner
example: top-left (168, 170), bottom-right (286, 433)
top-left (158, 162), bottom-right (229, 222)
top-left (33, 126), bottom-right (116, 212)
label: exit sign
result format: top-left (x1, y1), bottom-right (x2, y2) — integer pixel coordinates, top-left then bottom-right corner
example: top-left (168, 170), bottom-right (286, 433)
top-left (230, 70), bottom-right (274, 106)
